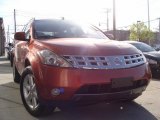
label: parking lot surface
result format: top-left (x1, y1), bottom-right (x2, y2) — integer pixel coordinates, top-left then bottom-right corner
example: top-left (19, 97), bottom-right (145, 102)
top-left (0, 56), bottom-right (160, 120)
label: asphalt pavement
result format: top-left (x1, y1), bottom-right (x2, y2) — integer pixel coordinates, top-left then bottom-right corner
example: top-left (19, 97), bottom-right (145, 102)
top-left (0, 56), bottom-right (160, 120)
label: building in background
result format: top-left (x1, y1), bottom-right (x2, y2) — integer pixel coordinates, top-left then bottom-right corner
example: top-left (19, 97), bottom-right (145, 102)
top-left (104, 30), bottom-right (160, 46)
top-left (0, 17), bottom-right (5, 56)
top-left (104, 30), bottom-right (130, 40)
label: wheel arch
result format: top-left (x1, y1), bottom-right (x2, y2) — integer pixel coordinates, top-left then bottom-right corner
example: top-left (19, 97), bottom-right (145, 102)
top-left (24, 52), bottom-right (44, 95)
top-left (25, 52), bottom-right (40, 79)
top-left (24, 58), bottom-right (31, 67)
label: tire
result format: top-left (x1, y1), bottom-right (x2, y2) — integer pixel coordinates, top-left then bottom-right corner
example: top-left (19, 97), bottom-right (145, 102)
top-left (20, 66), bottom-right (55, 117)
top-left (13, 63), bottom-right (21, 83)
top-left (7, 53), bottom-right (10, 60)
top-left (10, 55), bottom-right (13, 67)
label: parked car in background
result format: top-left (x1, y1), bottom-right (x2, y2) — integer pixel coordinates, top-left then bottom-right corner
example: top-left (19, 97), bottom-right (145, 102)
top-left (13, 19), bottom-right (151, 117)
top-left (6, 43), bottom-right (13, 60)
top-left (5, 42), bottom-right (14, 67)
top-left (123, 41), bottom-right (160, 72)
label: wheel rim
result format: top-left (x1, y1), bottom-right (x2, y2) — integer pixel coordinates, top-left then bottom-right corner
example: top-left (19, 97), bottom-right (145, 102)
top-left (23, 74), bottom-right (39, 110)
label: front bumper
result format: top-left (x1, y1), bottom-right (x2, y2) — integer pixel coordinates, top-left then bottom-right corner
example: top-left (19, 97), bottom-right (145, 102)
top-left (33, 63), bottom-right (151, 101)
top-left (72, 85), bottom-right (147, 102)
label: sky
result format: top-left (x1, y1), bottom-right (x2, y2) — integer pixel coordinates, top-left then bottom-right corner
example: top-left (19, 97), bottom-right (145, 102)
top-left (0, 0), bottom-right (160, 35)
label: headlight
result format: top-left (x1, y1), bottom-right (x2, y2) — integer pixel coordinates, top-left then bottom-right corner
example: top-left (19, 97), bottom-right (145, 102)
top-left (38, 50), bottom-right (72, 67)
top-left (146, 58), bottom-right (157, 64)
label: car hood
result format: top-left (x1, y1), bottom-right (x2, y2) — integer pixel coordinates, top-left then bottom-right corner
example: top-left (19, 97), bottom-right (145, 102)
top-left (35, 38), bottom-right (141, 56)
top-left (143, 51), bottom-right (160, 60)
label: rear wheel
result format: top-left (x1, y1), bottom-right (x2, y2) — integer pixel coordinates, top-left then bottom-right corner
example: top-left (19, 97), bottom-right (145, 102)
top-left (7, 53), bottom-right (10, 60)
top-left (10, 54), bottom-right (13, 67)
top-left (20, 66), bottom-right (55, 117)
top-left (13, 63), bottom-right (21, 83)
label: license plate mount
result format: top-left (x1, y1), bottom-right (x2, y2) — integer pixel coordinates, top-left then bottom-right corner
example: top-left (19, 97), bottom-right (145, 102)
top-left (111, 77), bottom-right (133, 88)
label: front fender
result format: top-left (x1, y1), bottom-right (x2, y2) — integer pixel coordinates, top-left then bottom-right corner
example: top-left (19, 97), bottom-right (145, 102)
top-left (25, 52), bottom-right (46, 97)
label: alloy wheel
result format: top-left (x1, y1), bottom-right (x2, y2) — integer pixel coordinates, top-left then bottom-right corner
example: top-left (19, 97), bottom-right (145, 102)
top-left (23, 74), bottom-right (39, 110)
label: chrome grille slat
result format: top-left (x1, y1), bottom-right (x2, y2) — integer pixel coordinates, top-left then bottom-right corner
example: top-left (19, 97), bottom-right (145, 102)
top-left (63, 54), bottom-right (145, 69)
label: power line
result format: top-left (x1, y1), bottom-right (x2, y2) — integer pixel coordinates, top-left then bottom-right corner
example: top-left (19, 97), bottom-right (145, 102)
top-left (117, 18), bottom-right (159, 29)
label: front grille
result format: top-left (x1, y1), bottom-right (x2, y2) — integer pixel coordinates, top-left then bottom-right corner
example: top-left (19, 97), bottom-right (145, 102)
top-left (63, 54), bottom-right (145, 69)
top-left (75, 79), bottom-right (148, 94)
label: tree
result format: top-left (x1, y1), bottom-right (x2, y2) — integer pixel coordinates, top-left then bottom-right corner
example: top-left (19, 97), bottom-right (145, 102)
top-left (129, 22), bottom-right (154, 44)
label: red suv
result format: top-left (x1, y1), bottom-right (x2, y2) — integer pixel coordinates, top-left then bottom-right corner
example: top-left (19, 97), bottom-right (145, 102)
top-left (13, 19), bottom-right (151, 117)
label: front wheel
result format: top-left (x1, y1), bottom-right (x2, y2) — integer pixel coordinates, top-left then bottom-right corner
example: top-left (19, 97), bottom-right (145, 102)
top-left (20, 66), bottom-right (55, 117)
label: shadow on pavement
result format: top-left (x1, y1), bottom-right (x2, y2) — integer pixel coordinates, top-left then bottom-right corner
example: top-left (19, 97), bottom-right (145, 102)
top-left (0, 81), bottom-right (157, 120)
top-left (152, 71), bottom-right (160, 80)
top-left (0, 82), bottom-right (22, 106)
top-left (0, 56), bottom-right (12, 74)
top-left (0, 56), bottom-right (8, 61)
top-left (39, 101), bottom-right (158, 120)
top-left (0, 82), bottom-right (19, 89)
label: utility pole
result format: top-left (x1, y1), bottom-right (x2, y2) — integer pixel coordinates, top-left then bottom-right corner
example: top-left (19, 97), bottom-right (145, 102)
top-left (147, 0), bottom-right (151, 45)
top-left (14, 9), bottom-right (16, 33)
top-left (7, 25), bottom-right (10, 43)
top-left (105, 8), bottom-right (111, 31)
top-left (147, 0), bottom-right (150, 30)
top-left (158, 18), bottom-right (160, 33)
top-left (113, 0), bottom-right (116, 40)
top-left (137, 21), bottom-right (141, 41)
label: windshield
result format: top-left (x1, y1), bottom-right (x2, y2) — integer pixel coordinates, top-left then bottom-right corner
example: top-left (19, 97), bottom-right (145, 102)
top-left (33, 19), bottom-right (108, 39)
top-left (131, 42), bottom-right (155, 52)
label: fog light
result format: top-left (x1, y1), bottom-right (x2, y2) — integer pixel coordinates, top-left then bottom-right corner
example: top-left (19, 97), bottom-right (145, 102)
top-left (51, 88), bottom-right (64, 96)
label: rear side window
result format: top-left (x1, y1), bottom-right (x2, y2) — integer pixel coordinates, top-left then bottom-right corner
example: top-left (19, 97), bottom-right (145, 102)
top-left (33, 20), bottom-right (108, 40)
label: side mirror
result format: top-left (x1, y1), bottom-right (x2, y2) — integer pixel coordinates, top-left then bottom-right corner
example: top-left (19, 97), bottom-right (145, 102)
top-left (14, 32), bottom-right (25, 41)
